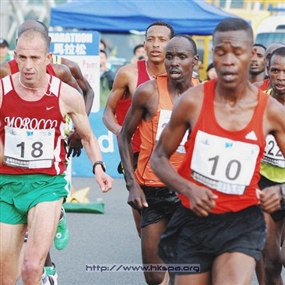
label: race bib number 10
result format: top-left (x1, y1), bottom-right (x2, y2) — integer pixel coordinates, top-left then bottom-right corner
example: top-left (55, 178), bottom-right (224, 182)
top-left (191, 131), bottom-right (260, 195)
top-left (4, 126), bottom-right (55, 169)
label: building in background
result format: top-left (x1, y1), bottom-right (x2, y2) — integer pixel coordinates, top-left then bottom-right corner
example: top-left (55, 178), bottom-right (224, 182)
top-left (255, 15), bottom-right (285, 48)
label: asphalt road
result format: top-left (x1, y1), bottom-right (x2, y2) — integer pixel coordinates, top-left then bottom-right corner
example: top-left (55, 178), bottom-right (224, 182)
top-left (16, 177), bottom-right (284, 285)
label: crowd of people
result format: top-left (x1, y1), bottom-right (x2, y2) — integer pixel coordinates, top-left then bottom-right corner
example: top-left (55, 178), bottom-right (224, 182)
top-left (0, 15), bottom-right (285, 285)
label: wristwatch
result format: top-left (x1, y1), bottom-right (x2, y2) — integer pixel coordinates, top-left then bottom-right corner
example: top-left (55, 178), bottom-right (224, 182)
top-left (92, 161), bottom-right (106, 174)
top-left (280, 184), bottom-right (285, 202)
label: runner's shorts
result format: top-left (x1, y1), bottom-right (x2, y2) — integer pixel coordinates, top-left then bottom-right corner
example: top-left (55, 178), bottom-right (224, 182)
top-left (158, 204), bottom-right (266, 274)
top-left (0, 173), bottom-right (70, 224)
top-left (140, 186), bottom-right (181, 228)
top-left (258, 175), bottom-right (285, 221)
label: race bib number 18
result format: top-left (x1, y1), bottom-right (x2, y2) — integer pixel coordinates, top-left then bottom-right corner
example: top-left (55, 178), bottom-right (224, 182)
top-left (4, 126), bottom-right (55, 168)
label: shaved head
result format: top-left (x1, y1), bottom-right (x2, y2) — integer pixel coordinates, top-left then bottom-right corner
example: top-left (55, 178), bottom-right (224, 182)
top-left (266, 42), bottom-right (285, 58)
top-left (17, 20), bottom-right (49, 38)
top-left (265, 42), bottom-right (285, 69)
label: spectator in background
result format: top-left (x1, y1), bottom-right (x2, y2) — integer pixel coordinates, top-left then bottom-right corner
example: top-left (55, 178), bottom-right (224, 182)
top-left (130, 44), bottom-right (147, 63)
top-left (99, 39), bottom-right (115, 72)
top-left (100, 49), bottom-right (115, 108)
top-left (0, 38), bottom-right (11, 63)
top-left (100, 39), bottom-right (107, 51)
top-left (249, 43), bottom-right (266, 84)
top-left (206, 62), bottom-right (217, 80)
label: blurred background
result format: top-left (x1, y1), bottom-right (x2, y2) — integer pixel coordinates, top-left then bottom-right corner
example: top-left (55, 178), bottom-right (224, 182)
top-left (1, 0), bottom-right (284, 81)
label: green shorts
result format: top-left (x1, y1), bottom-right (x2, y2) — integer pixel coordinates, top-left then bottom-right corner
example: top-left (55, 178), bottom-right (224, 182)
top-left (0, 173), bottom-right (70, 225)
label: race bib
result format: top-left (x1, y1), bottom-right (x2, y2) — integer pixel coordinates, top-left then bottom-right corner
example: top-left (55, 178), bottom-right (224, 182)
top-left (156, 109), bottom-right (187, 154)
top-left (262, 134), bottom-right (285, 168)
top-left (191, 131), bottom-right (260, 195)
top-left (4, 126), bottom-right (55, 168)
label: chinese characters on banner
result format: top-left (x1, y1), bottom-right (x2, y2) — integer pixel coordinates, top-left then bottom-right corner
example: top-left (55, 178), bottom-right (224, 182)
top-left (49, 31), bottom-right (100, 113)
top-left (49, 31), bottom-right (121, 178)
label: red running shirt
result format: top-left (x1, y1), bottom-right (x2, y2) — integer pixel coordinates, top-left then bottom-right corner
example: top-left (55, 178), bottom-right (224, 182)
top-left (178, 79), bottom-right (268, 213)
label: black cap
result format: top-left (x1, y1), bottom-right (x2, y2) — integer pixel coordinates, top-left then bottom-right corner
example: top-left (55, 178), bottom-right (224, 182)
top-left (0, 38), bottom-right (9, 48)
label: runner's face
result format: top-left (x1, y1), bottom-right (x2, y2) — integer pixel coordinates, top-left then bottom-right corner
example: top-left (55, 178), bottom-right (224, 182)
top-left (15, 34), bottom-right (51, 87)
top-left (165, 37), bottom-right (197, 83)
top-left (250, 46), bottom-right (265, 76)
top-left (269, 54), bottom-right (285, 97)
top-left (144, 25), bottom-right (171, 64)
top-left (265, 43), bottom-right (285, 71)
top-left (213, 30), bottom-right (253, 88)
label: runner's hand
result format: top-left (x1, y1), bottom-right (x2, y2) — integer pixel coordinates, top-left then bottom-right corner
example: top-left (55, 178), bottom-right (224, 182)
top-left (188, 184), bottom-right (218, 217)
top-left (258, 187), bottom-right (282, 213)
top-left (67, 130), bottom-right (83, 158)
top-left (128, 186), bottom-right (148, 210)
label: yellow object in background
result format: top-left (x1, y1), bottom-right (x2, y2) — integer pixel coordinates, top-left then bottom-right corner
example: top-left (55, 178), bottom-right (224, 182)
top-left (66, 187), bottom-right (90, 203)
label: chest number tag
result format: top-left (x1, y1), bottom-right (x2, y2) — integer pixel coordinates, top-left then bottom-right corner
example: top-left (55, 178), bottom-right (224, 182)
top-left (191, 131), bottom-right (259, 195)
top-left (4, 126), bottom-right (55, 168)
top-left (262, 134), bottom-right (285, 168)
top-left (156, 109), bottom-right (188, 154)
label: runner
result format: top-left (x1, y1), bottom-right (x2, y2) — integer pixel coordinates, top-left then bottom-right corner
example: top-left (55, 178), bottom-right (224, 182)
top-left (118, 34), bottom-right (199, 285)
top-left (103, 21), bottom-right (174, 237)
top-left (0, 28), bottom-right (112, 285)
top-left (151, 17), bottom-right (285, 285)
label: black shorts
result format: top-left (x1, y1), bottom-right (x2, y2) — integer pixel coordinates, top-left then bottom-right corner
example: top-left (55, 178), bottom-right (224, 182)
top-left (258, 175), bottom-right (285, 221)
top-left (158, 205), bottom-right (266, 274)
top-left (140, 186), bottom-right (181, 228)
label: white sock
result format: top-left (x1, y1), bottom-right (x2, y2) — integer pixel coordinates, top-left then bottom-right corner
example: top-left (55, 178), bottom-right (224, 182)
top-left (42, 269), bottom-right (52, 285)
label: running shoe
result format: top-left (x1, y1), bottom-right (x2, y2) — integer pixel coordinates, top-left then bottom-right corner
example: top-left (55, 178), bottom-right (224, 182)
top-left (54, 206), bottom-right (70, 250)
top-left (42, 272), bottom-right (57, 285)
top-left (45, 262), bottom-right (58, 279)
top-left (48, 274), bottom-right (57, 285)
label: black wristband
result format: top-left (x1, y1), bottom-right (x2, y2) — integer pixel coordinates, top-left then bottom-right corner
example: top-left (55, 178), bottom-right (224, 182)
top-left (92, 161), bottom-right (106, 174)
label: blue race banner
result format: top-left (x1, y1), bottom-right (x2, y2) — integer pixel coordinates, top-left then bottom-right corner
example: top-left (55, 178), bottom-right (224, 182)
top-left (71, 109), bottom-right (123, 178)
top-left (49, 31), bottom-right (100, 112)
